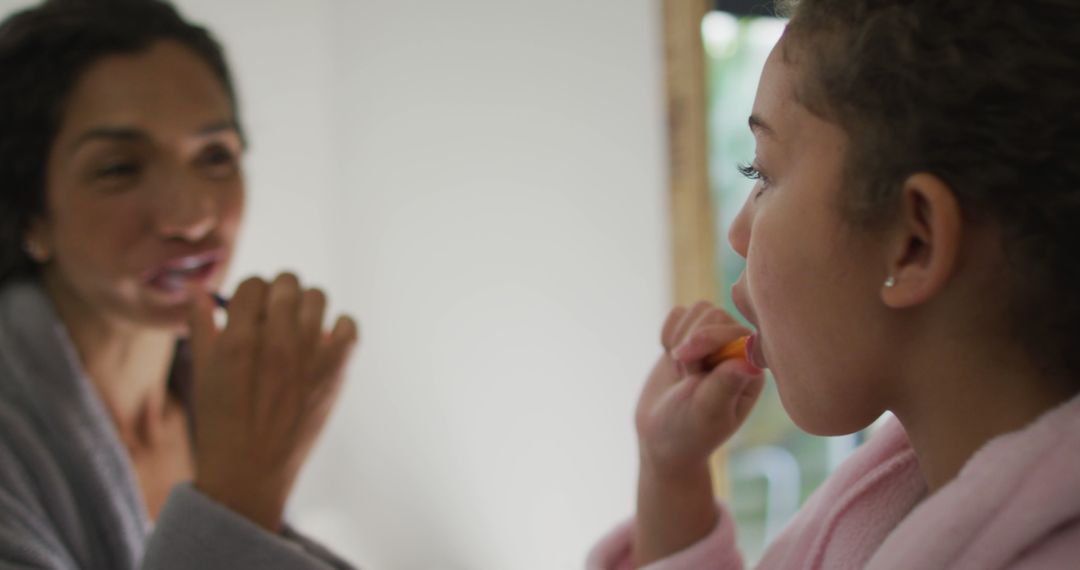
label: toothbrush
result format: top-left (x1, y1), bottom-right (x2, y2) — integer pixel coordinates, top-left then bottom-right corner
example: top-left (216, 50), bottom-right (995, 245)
top-left (705, 335), bottom-right (749, 368)
top-left (211, 292), bottom-right (229, 310)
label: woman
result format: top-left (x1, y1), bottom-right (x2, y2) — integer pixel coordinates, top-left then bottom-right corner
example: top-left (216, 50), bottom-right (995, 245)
top-left (0, 0), bottom-right (359, 568)
top-left (590, 0), bottom-right (1080, 568)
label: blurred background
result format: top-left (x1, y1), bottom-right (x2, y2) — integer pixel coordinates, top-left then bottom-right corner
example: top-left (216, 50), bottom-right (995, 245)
top-left (0, 0), bottom-right (873, 567)
top-left (0, 0), bottom-right (670, 567)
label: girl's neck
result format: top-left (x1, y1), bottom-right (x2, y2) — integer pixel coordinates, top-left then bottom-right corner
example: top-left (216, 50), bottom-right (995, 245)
top-left (892, 336), bottom-right (1077, 493)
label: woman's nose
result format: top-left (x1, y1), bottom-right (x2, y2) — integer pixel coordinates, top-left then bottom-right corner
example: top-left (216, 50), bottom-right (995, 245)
top-left (153, 176), bottom-right (217, 242)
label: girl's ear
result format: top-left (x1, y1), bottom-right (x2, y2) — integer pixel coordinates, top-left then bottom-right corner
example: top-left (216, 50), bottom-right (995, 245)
top-left (881, 173), bottom-right (962, 309)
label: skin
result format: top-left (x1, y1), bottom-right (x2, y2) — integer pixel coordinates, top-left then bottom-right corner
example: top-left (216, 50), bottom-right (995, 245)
top-left (632, 32), bottom-right (1078, 566)
top-left (25, 40), bottom-right (358, 530)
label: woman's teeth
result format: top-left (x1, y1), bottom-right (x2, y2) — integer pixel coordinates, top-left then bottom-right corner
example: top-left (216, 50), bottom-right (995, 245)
top-left (173, 257), bottom-right (207, 271)
top-left (156, 262), bottom-right (211, 291)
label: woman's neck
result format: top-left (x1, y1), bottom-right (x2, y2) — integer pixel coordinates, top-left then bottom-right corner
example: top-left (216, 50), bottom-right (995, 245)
top-left (42, 273), bottom-right (177, 441)
top-left (892, 334), bottom-right (1077, 494)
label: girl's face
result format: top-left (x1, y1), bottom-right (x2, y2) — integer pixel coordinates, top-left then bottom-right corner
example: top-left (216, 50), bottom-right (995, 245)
top-left (30, 40), bottom-right (245, 332)
top-left (729, 37), bottom-right (896, 436)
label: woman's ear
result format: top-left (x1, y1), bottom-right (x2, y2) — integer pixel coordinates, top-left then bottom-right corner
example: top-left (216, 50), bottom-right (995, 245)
top-left (23, 218), bottom-right (53, 264)
top-left (881, 173), bottom-right (962, 309)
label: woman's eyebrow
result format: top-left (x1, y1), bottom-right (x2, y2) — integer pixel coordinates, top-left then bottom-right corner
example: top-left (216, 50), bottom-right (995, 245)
top-left (67, 126), bottom-right (148, 154)
top-left (67, 119), bottom-right (240, 154)
top-left (194, 120), bottom-right (240, 138)
top-left (193, 119), bottom-right (245, 149)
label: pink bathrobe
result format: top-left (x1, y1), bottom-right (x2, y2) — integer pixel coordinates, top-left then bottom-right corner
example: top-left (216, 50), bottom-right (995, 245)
top-left (588, 393), bottom-right (1080, 569)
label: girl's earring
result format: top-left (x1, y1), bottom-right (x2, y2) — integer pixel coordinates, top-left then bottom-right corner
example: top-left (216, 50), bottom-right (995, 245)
top-left (884, 276), bottom-right (897, 288)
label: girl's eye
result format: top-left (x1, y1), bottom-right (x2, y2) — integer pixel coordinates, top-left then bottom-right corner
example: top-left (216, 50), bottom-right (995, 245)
top-left (737, 162), bottom-right (762, 180)
top-left (737, 161), bottom-right (770, 198)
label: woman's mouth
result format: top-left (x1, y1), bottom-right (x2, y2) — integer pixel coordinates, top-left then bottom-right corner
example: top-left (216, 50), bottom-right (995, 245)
top-left (144, 251), bottom-right (223, 295)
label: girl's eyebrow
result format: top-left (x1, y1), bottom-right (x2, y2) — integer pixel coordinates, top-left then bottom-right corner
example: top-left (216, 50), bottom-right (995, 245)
top-left (748, 114), bottom-right (776, 138)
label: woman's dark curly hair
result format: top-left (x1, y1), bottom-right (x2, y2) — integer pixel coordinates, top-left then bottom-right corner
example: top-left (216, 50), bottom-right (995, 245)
top-left (777, 0), bottom-right (1080, 379)
top-left (0, 0), bottom-right (242, 285)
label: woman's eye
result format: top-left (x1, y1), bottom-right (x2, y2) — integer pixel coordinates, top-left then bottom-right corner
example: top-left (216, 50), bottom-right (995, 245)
top-left (198, 144), bottom-right (238, 178)
top-left (96, 161), bottom-right (141, 179)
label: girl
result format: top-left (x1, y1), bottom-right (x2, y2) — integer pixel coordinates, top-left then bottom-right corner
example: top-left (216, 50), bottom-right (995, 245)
top-left (590, 0), bottom-right (1080, 568)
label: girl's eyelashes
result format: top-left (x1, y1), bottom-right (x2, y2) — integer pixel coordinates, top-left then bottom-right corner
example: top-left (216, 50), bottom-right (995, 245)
top-left (737, 161), bottom-right (762, 181)
top-left (737, 161), bottom-right (770, 199)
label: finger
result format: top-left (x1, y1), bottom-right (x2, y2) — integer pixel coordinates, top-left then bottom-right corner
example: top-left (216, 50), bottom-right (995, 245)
top-left (298, 288), bottom-right (327, 367)
top-left (694, 360), bottom-right (765, 430)
top-left (314, 315), bottom-right (359, 384)
top-left (265, 272), bottom-right (301, 333)
top-left (262, 273), bottom-right (303, 386)
top-left (187, 287), bottom-right (218, 373)
top-left (671, 300), bottom-right (714, 348)
top-left (691, 305), bottom-right (736, 336)
top-left (307, 315), bottom-right (358, 412)
top-left (672, 323), bottom-right (750, 364)
top-left (660, 306), bottom-right (687, 351)
top-left (700, 305), bottom-right (737, 326)
top-left (734, 373), bottom-right (765, 425)
top-left (224, 276), bottom-right (269, 338)
top-left (672, 302), bottom-right (724, 367)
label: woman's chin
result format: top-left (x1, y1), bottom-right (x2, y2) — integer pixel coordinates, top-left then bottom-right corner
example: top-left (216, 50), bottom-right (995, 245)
top-left (131, 285), bottom-right (207, 333)
top-left (132, 302), bottom-right (194, 334)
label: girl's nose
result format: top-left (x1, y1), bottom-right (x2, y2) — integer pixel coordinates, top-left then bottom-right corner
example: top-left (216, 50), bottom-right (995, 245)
top-left (728, 193), bottom-right (754, 259)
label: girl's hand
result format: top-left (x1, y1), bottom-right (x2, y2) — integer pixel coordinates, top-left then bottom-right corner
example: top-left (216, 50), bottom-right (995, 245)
top-left (187, 273), bottom-right (359, 532)
top-left (636, 301), bottom-right (765, 476)
top-left (632, 301), bottom-right (765, 567)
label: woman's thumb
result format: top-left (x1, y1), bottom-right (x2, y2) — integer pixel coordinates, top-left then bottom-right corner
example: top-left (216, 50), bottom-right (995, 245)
top-left (187, 287), bottom-right (218, 365)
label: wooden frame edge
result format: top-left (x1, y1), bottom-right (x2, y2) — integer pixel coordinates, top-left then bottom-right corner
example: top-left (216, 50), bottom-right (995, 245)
top-left (660, 0), bottom-right (729, 497)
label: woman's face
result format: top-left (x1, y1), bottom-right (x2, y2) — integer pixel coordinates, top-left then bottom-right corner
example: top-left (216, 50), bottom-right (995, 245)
top-left (31, 40), bottom-right (244, 331)
top-left (729, 37), bottom-right (895, 436)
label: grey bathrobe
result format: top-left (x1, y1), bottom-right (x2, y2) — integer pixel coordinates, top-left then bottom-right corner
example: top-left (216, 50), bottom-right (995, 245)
top-left (0, 280), bottom-right (356, 569)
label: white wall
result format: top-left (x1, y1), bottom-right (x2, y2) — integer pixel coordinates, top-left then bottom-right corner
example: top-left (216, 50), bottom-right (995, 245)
top-left (3, 1), bottom-right (672, 567)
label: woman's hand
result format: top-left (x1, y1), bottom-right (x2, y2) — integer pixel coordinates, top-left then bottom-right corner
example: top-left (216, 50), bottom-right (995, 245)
top-left (187, 273), bottom-right (359, 532)
top-left (633, 301), bottom-right (765, 567)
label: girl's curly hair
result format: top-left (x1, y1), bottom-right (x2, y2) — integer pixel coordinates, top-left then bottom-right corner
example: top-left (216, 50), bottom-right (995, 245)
top-left (779, 0), bottom-right (1080, 379)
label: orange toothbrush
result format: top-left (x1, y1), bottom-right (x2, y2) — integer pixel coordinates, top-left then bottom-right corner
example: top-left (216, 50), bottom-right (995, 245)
top-left (705, 335), bottom-right (749, 368)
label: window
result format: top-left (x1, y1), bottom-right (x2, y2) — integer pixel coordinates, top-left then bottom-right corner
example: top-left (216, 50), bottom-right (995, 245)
top-left (702, 10), bottom-right (866, 563)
